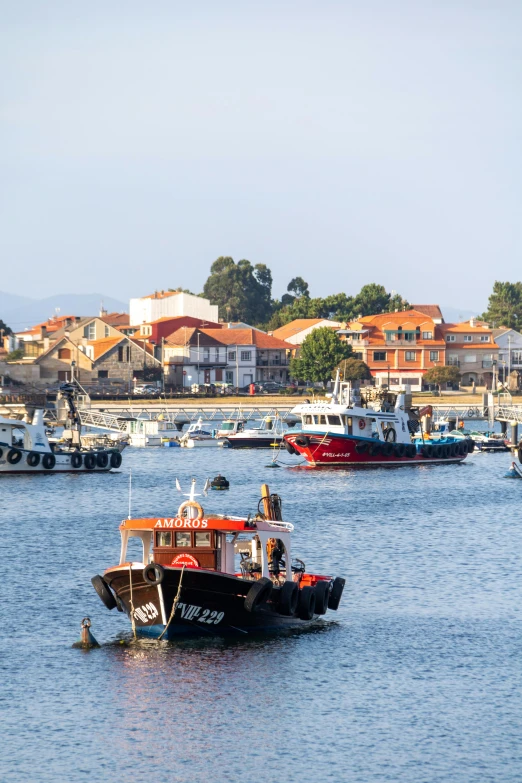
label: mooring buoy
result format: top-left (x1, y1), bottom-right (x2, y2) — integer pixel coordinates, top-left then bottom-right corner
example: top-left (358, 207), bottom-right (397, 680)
top-left (72, 617), bottom-right (100, 649)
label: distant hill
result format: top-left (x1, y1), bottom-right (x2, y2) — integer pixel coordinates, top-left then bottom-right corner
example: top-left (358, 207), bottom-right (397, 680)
top-left (441, 305), bottom-right (482, 324)
top-left (0, 291), bottom-right (127, 331)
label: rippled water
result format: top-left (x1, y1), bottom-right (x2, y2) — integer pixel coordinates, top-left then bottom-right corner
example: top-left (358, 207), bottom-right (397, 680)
top-left (2, 447), bottom-right (522, 783)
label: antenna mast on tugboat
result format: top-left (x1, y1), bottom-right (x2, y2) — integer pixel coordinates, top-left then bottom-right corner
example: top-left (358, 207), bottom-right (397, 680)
top-left (128, 469), bottom-right (132, 519)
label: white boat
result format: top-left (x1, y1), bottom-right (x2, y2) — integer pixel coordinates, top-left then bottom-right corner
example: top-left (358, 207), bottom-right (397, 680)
top-left (0, 409), bottom-right (123, 473)
top-left (125, 417), bottom-right (180, 447)
top-left (220, 416), bottom-right (285, 448)
top-left (179, 418), bottom-right (220, 448)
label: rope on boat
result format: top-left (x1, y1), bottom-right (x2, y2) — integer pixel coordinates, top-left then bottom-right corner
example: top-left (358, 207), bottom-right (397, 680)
top-left (128, 565), bottom-right (137, 640)
top-left (158, 566), bottom-right (185, 640)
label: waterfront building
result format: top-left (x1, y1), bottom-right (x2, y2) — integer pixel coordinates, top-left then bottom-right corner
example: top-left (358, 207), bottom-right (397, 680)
top-left (129, 290), bottom-right (218, 326)
top-left (271, 318), bottom-right (342, 345)
top-left (492, 328), bottom-right (522, 388)
top-left (439, 319), bottom-right (498, 387)
top-left (337, 308), bottom-right (446, 391)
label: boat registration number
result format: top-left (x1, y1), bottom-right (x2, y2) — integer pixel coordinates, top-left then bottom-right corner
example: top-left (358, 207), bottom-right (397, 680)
top-left (177, 603), bottom-right (225, 624)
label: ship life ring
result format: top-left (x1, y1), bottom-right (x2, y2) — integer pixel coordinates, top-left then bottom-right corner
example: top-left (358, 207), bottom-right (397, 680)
top-left (7, 448), bottom-right (22, 465)
top-left (71, 452), bottom-right (83, 469)
top-left (84, 453), bottom-right (96, 470)
top-left (177, 500), bottom-right (204, 519)
top-left (110, 451), bottom-right (122, 469)
top-left (26, 452), bottom-right (41, 467)
top-left (171, 553), bottom-right (200, 568)
top-left (355, 441), bottom-right (369, 454)
top-left (96, 451), bottom-right (109, 469)
top-left (42, 453), bottom-right (56, 470)
top-left (143, 563), bottom-right (165, 586)
top-left (358, 418), bottom-right (366, 430)
top-left (295, 435), bottom-right (310, 448)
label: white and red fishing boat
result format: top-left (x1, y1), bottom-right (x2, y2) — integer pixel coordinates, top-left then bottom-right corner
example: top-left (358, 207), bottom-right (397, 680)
top-left (91, 480), bottom-right (345, 638)
top-left (284, 374), bottom-right (473, 467)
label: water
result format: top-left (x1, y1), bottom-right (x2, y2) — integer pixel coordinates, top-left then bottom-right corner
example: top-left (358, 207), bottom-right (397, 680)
top-left (2, 448), bottom-right (522, 783)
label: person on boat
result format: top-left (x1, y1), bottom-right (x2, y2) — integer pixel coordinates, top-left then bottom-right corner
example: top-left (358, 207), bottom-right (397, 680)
top-left (267, 538), bottom-right (285, 576)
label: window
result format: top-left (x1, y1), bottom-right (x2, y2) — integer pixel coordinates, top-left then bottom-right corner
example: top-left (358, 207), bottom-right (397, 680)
top-left (429, 351), bottom-right (439, 362)
top-left (422, 331), bottom-right (433, 339)
top-left (83, 322), bottom-right (96, 340)
top-left (98, 370), bottom-right (108, 378)
top-left (203, 349), bottom-right (210, 361)
top-left (241, 351), bottom-right (252, 361)
top-left (480, 335), bottom-right (490, 342)
top-left (117, 346), bottom-right (124, 362)
top-left (228, 351), bottom-right (236, 361)
top-left (464, 335), bottom-right (473, 342)
top-left (373, 351), bottom-right (386, 361)
top-left (104, 325), bottom-right (110, 338)
top-left (156, 531), bottom-right (172, 547)
top-left (126, 346), bottom-right (130, 362)
top-left (195, 531), bottom-right (211, 547)
top-left (58, 348), bottom-right (71, 360)
top-left (353, 352), bottom-right (362, 360)
top-left (401, 378), bottom-right (420, 386)
top-left (446, 335), bottom-right (456, 342)
top-left (513, 351), bottom-right (522, 364)
top-left (141, 325), bottom-right (152, 336)
top-left (175, 532), bottom-right (191, 547)
top-left (303, 415), bottom-right (313, 425)
top-left (464, 355), bottom-right (477, 363)
top-left (314, 414), bottom-right (327, 425)
top-left (405, 351), bottom-right (416, 361)
top-left (327, 415), bottom-right (342, 426)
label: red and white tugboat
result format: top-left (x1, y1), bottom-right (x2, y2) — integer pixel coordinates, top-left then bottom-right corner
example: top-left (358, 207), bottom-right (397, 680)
top-left (91, 480), bottom-right (345, 638)
top-left (284, 373), bottom-right (473, 467)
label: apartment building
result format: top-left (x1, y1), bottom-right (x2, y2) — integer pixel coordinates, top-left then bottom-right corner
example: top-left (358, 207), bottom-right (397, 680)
top-left (129, 290), bottom-right (218, 326)
top-left (440, 320), bottom-right (498, 387)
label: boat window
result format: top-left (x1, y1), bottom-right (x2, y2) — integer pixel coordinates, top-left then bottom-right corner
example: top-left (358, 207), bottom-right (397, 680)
top-left (314, 414), bottom-right (327, 425)
top-left (194, 531), bottom-right (211, 547)
top-left (156, 531), bottom-right (172, 547)
top-left (327, 415), bottom-right (341, 426)
top-left (220, 422), bottom-right (235, 431)
top-left (175, 532), bottom-right (191, 547)
top-left (303, 415), bottom-right (313, 425)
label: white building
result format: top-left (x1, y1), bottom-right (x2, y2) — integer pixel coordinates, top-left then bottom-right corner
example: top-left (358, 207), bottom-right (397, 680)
top-left (130, 291), bottom-right (219, 327)
top-left (493, 328), bottom-right (522, 382)
top-left (271, 318), bottom-right (342, 346)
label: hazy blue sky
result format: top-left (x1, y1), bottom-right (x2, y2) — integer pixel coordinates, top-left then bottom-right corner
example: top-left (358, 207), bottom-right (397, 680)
top-left (1, 0), bottom-right (521, 310)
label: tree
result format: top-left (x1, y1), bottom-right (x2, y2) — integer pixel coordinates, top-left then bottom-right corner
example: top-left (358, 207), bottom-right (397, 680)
top-left (350, 284), bottom-right (409, 319)
top-left (5, 348), bottom-right (24, 361)
top-left (0, 319), bottom-right (12, 337)
top-left (290, 327), bottom-right (352, 386)
top-left (482, 281), bottom-right (522, 328)
top-left (202, 257), bottom-right (273, 324)
top-left (338, 357), bottom-right (371, 382)
top-left (423, 365), bottom-right (461, 395)
top-left (287, 276), bottom-right (309, 299)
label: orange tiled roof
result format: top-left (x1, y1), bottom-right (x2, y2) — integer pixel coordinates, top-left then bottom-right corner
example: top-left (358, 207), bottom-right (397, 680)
top-left (410, 305), bottom-right (443, 320)
top-left (203, 328), bottom-right (293, 349)
top-left (272, 319), bottom-right (334, 341)
top-left (100, 312), bottom-right (130, 327)
top-left (141, 291), bottom-right (179, 300)
top-left (87, 337), bottom-right (124, 360)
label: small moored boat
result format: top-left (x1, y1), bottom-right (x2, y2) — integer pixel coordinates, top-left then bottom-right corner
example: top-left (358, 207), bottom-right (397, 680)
top-left (91, 481), bottom-right (345, 637)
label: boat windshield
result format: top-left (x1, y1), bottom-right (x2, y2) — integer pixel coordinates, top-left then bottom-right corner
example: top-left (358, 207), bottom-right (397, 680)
top-left (220, 422), bottom-right (236, 432)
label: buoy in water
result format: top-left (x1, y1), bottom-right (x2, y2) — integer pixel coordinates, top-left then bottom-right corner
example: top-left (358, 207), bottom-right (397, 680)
top-left (72, 617), bottom-right (100, 649)
top-left (504, 462), bottom-right (522, 479)
top-left (210, 474), bottom-right (230, 490)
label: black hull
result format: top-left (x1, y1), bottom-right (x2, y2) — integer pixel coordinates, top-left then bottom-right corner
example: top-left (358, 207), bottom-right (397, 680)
top-left (222, 436), bottom-right (283, 449)
top-left (104, 566), bottom-right (324, 638)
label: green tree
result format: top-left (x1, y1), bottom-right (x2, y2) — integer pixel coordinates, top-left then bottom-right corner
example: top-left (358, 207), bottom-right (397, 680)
top-left (287, 276), bottom-right (309, 299)
top-left (338, 357), bottom-right (371, 381)
top-left (0, 319), bottom-right (13, 337)
top-left (482, 281), bottom-right (522, 328)
top-left (351, 284), bottom-right (409, 319)
top-left (290, 327), bottom-right (352, 386)
top-left (203, 257), bottom-right (273, 324)
top-left (423, 365), bottom-right (461, 394)
top-left (5, 348), bottom-right (24, 361)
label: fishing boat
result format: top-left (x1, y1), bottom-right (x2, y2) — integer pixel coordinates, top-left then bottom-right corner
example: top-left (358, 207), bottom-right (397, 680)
top-left (284, 374), bottom-right (472, 467)
top-left (220, 416), bottom-right (285, 448)
top-left (0, 385), bottom-right (124, 474)
top-left (91, 480), bottom-right (345, 638)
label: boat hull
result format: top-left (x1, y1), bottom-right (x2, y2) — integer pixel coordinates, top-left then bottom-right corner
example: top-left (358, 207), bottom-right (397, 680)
top-left (284, 432), bottom-right (467, 466)
top-left (103, 565), bottom-right (325, 638)
top-left (220, 436), bottom-right (283, 449)
top-left (0, 447), bottom-right (119, 474)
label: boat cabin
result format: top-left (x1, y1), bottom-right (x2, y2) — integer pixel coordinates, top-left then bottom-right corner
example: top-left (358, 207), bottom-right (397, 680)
top-left (0, 411), bottom-right (50, 453)
top-left (117, 516), bottom-right (295, 582)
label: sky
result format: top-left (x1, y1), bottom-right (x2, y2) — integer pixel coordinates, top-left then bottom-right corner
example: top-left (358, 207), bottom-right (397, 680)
top-left (1, 0), bottom-right (521, 311)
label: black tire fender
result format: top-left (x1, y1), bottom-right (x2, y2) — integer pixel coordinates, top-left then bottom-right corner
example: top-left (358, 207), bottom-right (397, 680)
top-left (7, 449), bottom-right (22, 465)
top-left (244, 577), bottom-right (273, 612)
top-left (369, 441), bottom-right (382, 456)
top-left (143, 564), bottom-right (165, 587)
top-left (26, 452), bottom-right (41, 467)
top-left (110, 451), bottom-right (123, 469)
top-left (407, 444), bottom-right (417, 458)
top-left (298, 585), bottom-right (316, 620)
top-left (518, 447), bottom-right (522, 463)
top-left (42, 453), bottom-right (56, 470)
top-left (314, 580), bottom-right (330, 615)
top-left (394, 443), bottom-right (406, 458)
top-left (91, 574), bottom-right (117, 610)
top-left (295, 435), bottom-right (310, 448)
top-left (96, 451), bottom-right (109, 469)
top-left (84, 453), bottom-right (96, 470)
top-left (284, 440), bottom-right (297, 456)
top-left (355, 441), bottom-right (369, 454)
top-left (467, 438), bottom-right (475, 453)
top-left (278, 580), bottom-right (299, 616)
top-left (382, 441), bottom-right (394, 457)
top-left (71, 452), bottom-right (83, 469)
top-left (328, 577), bottom-right (345, 611)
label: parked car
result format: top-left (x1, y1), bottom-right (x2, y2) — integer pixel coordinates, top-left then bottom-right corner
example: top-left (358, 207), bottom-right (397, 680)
top-left (133, 384), bottom-right (161, 396)
top-left (259, 382), bottom-right (284, 393)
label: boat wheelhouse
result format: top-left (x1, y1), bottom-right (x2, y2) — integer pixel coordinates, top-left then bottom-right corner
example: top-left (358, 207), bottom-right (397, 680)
top-left (92, 481), bottom-right (345, 637)
top-left (284, 374), bottom-right (473, 466)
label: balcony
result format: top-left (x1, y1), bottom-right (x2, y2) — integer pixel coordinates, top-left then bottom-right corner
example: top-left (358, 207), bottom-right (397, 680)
top-left (384, 339), bottom-right (417, 347)
top-left (257, 360), bottom-right (289, 367)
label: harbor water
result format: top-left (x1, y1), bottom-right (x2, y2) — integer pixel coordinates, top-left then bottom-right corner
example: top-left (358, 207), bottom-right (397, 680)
top-left (2, 447), bottom-right (522, 782)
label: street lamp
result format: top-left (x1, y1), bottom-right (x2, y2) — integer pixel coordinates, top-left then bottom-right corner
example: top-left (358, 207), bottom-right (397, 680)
top-left (386, 364), bottom-right (390, 388)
